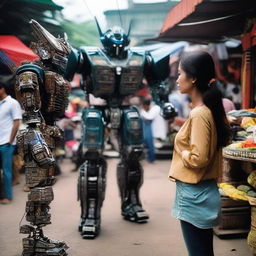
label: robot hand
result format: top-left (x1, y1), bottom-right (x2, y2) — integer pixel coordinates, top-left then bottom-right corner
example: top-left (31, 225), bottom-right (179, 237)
top-left (161, 103), bottom-right (178, 120)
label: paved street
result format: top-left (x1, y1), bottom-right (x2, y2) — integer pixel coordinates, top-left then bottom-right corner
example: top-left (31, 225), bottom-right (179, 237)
top-left (0, 158), bottom-right (252, 256)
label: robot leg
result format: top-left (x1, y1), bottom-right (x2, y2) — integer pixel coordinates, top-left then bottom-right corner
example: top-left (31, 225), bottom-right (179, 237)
top-left (78, 157), bottom-right (107, 238)
top-left (117, 160), bottom-right (149, 223)
top-left (20, 224), bottom-right (68, 256)
top-left (17, 130), bottom-right (68, 255)
top-left (77, 107), bottom-right (106, 238)
top-left (117, 106), bottom-right (149, 223)
top-left (20, 173), bottom-right (68, 256)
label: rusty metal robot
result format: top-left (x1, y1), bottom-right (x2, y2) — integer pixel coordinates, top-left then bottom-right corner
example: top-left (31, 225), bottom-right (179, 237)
top-left (15, 20), bottom-right (70, 256)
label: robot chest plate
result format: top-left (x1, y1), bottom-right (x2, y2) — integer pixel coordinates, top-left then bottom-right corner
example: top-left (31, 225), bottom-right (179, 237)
top-left (88, 51), bottom-right (144, 97)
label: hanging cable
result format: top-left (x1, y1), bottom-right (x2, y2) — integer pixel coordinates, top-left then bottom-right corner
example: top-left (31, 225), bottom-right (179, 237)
top-left (81, 0), bottom-right (95, 18)
top-left (116, 0), bottom-right (123, 28)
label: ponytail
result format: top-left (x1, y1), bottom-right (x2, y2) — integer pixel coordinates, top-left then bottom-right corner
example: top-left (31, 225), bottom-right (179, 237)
top-left (202, 83), bottom-right (231, 149)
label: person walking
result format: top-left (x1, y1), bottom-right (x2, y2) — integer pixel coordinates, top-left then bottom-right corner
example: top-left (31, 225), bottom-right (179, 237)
top-left (0, 80), bottom-right (22, 204)
top-left (169, 51), bottom-right (230, 256)
top-left (141, 98), bottom-right (160, 163)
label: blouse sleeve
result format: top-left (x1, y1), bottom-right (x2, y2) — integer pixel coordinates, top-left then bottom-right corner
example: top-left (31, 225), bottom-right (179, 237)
top-left (181, 115), bottom-right (211, 169)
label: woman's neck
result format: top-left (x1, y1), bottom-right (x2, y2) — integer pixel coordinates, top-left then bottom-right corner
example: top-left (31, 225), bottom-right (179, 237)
top-left (189, 90), bottom-right (203, 108)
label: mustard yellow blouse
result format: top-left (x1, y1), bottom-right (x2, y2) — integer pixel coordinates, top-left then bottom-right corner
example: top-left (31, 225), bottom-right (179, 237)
top-left (169, 105), bottom-right (222, 184)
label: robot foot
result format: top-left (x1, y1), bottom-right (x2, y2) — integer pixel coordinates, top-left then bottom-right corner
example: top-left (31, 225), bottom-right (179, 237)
top-left (21, 235), bottom-right (68, 256)
top-left (122, 204), bottom-right (149, 223)
top-left (79, 218), bottom-right (100, 239)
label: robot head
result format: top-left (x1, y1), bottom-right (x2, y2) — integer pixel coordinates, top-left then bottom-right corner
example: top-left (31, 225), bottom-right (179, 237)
top-left (95, 18), bottom-right (130, 58)
top-left (30, 19), bottom-right (71, 74)
top-left (101, 26), bottom-right (130, 58)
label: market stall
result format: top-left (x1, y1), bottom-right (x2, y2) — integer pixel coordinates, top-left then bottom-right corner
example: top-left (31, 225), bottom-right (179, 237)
top-left (0, 35), bottom-right (38, 70)
top-left (219, 110), bottom-right (256, 254)
top-left (155, 0), bottom-right (256, 254)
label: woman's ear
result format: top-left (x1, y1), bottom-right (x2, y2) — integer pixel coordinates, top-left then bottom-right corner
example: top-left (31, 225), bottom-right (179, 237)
top-left (192, 78), bottom-right (197, 85)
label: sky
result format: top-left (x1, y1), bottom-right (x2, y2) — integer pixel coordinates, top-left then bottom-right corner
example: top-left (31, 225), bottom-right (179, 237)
top-left (53, 0), bottom-right (169, 24)
top-left (53, 0), bottom-right (127, 23)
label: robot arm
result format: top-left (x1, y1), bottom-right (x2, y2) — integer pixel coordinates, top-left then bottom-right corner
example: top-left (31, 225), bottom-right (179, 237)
top-left (65, 47), bottom-right (92, 102)
top-left (144, 51), bottom-right (170, 83)
top-left (15, 63), bottom-right (56, 169)
top-left (65, 48), bottom-right (91, 81)
top-left (144, 53), bottom-right (177, 120)
top-left (65, 47), bottom-right (84, 81)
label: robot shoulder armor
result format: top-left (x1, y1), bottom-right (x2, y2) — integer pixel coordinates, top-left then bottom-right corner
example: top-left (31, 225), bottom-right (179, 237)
top-left (80, 46), bottom-right (101, 55)
top-left (16, 64), bottom-right (44, 81)
top-left (130, 47), bottom-right (146, 56)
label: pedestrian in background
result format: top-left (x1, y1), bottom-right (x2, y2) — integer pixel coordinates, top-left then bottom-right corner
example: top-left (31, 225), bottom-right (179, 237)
top-left (141, 98), bottom-right (160, 163)
top-left (169, 51), bottom-right (230, 256)
top-left (0, 80), bottom-right (22, 204)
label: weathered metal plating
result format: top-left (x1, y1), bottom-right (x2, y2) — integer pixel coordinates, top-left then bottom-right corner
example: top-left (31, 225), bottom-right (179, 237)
top-left (15, 20), bottom-right (69, 256)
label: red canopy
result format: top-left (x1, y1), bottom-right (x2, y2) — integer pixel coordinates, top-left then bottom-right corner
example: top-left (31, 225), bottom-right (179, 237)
top-left (158, 0), bottom-right (256, 43)
top-left (0, 35), bottom-right (38, 67)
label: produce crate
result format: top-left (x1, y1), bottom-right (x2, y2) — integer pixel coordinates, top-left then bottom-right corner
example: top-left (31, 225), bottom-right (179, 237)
top-left (218, 206), bottom-right (251, 230)
top-left (221, 196), bottom-right (249, 208)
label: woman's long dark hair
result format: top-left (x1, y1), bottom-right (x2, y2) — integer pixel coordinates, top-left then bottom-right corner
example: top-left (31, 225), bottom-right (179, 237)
top-left (180, 51), bottom-right (231, 149)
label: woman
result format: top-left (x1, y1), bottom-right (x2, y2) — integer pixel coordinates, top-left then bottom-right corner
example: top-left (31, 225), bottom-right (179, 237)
top-left (169, 51), bottom-right (230, 256)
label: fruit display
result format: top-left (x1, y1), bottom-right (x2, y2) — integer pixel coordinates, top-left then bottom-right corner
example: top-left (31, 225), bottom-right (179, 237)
top-left (219, 182), bottom-right (256, 205)
top-left (223, 138), bottom-right (256, 159)
top-left (228, 109), bottom-right (256, 118)
top-left (222, 109), bottom-right (256, 253)
top-left (219, 183), bottom-right (248, 201)
top-left (241, 117), bottom-right (256, 129)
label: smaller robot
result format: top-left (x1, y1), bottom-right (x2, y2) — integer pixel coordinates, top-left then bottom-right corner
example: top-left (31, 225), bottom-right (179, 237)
top-left (15, 20), bottom-right (70, 255)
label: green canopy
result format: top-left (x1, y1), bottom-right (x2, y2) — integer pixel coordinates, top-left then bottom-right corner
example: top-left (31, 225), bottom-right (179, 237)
top-left (15, 0), bottom-right (63, 10)
top-left (0, 0), bottom-right (64, 45)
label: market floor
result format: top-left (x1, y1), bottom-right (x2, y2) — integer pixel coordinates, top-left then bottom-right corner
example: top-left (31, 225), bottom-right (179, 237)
top-left (0, 158), bottom-right (252, 256)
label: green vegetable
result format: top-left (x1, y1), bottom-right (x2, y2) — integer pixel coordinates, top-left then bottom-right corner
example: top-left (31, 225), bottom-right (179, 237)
top-left (237, 185), bottom-right (252, 193)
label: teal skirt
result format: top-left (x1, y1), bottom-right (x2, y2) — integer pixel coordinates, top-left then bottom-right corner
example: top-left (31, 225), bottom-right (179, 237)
top-left (172, 179), bottom-right (220, 229)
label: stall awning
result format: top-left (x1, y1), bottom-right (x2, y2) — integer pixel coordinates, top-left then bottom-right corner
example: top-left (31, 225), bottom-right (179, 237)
top-left (0, 36), bottom-right (38, 67)
top-left (156, 0), bottom-right (256, 44)
top-left (16, 0), bottom-right (63, 10)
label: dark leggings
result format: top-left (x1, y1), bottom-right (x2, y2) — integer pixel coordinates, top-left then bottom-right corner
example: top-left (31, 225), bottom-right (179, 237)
top-left (180, 220), bottom-right (214, 256)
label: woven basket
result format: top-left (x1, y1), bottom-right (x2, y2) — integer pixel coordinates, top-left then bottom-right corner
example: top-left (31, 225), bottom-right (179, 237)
top-left (248, 228), bottom-right (256, 253)
top-left (223, 147), bottom-right (256, 159)
top-left (252, 207), bottom-right (256, 227)
top-left (248, 171), bottom-right (256, 189)
top-left (248, 207), bottom-right (256, 252)
top-left (248, 196), bottom-right (256, 206)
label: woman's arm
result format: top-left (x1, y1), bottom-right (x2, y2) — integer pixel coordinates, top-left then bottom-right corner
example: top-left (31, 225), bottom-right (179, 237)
top-left (181, 115), bottom-right (211, 169)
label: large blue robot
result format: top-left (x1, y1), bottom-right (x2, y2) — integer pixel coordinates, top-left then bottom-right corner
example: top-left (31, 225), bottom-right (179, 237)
top-left (66, 20), bottom-right (177, 239)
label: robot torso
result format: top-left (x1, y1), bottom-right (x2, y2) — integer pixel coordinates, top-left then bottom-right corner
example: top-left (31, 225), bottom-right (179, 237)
top-left (81, 47), bottom-right (146, 102)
